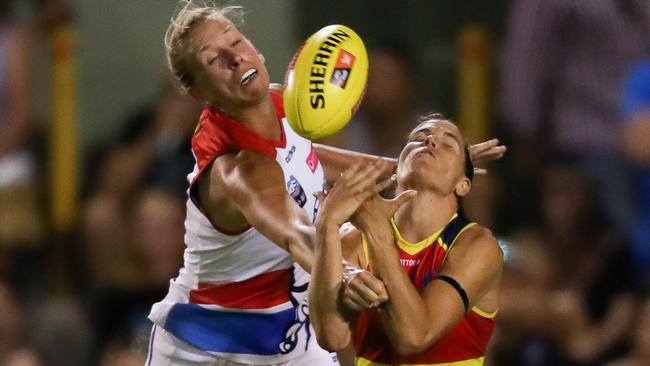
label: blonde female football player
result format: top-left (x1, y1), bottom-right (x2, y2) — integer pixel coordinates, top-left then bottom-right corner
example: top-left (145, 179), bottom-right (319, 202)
top-left (147, 2), bottom-right (505, 365)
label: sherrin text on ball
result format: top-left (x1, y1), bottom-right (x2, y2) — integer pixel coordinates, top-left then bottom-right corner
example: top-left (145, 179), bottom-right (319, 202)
top-left (284, 24), bottom-right (368, 140)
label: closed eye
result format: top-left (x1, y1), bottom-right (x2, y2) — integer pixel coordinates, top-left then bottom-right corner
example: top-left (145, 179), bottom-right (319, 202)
top-left (442, 132), bottom-right (461, 151)
top-left (409, 132), bottom-right (427, 143)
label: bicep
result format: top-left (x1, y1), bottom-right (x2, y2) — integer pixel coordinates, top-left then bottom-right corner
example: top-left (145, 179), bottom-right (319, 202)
top-left (422, 228), bottom-right (503, 320)
top-left (211, 151), bottom-right (313, 251)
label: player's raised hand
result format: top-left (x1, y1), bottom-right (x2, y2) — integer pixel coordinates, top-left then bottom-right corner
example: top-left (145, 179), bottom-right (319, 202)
top-left (341, 267), bottom-right (389, 311)
top-left (468, 138), bottom-right (507, 175)
top-left (314, 160), bottom-right (385, 226)
top-left (351, 185), bottom-right (417, 234)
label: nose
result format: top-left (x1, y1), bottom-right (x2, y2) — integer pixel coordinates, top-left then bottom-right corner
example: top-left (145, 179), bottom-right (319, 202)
top-left (425, 134), bottom-right (437, 149)
top-left (223, 49), bottom-right (243, 70)
top-left (230, 54), bottom-right (242, 70)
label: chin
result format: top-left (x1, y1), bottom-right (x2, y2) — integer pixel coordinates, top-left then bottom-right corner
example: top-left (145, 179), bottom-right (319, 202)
top-left (251, 75), bottom-right (272, 95)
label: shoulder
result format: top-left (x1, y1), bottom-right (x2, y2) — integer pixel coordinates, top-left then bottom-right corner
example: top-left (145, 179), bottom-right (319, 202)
top-left (211, 149), bottom-right (283, 186)
top-left (450, 225), bottom-right (503, 269)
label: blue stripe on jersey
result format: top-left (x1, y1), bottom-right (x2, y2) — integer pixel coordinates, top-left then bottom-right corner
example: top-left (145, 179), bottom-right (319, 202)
top-left (165, 303), bottom-right (297, 355)
top-left (440, 214), bottom-right (469, 246)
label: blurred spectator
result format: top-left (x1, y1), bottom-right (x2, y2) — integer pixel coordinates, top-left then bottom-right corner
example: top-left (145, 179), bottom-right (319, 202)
top-left (0, 281), bottom-right (44, 366)
top-left (81, 79), bottom-right (196, 359)
top-left (621, 58), bottom-right (650, 284)
top-left (4, 350), bottom-right (45, 366)
top-left (609, 295), bottom-right (650, 366)
top-left (322, 41), bottom-right (419, 158)
top-left (499, 0), bottom-right (650, 232)
top-left (492, 158), bottom-right (642, 366)
top-left (30, 297), bottom-right (93, 366)
top-left (90, 189), bottom-right (185, 353)
top-left (0, 0), bottom-right (44, 251)
top-left (82, 78), bottom-right (198, 290)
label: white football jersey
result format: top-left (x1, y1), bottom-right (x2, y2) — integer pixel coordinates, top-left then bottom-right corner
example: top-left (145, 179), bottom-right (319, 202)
top-left (149, 92), bottom-right (326, 364)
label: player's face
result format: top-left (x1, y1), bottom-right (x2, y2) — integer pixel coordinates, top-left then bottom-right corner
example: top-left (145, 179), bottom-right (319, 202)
top-left (397, 120), bottom-right (469, 195)
top-left (186, 20), bottom-right (270, 110)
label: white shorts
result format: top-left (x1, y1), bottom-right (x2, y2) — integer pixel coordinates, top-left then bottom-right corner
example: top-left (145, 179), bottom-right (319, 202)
top-left (145, 325), bottom-right (340, 366)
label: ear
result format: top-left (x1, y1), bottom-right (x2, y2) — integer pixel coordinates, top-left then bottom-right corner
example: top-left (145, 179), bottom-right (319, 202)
top-left (454, 177), bottom-right (471, 197)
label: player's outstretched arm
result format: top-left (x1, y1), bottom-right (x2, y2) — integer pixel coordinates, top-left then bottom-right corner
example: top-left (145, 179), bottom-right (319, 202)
top-left (313, 143), bottom-right (396, 183)
top-left (314, 139), bottom-right (506, 182)
top-left (199, 148), bottom-right (390, 318)
top-left (201, 150), bottom-right (318, 272)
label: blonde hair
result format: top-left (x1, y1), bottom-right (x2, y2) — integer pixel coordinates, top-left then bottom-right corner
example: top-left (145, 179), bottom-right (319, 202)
top-left (164, 1), bottom-right (244, 93)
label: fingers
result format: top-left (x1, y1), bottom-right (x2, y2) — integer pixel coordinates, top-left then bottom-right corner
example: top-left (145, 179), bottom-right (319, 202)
top-left (354, 271), bottom-right (388, 301)
top-left (469, 138), bottom-right (499, 155)
top-left (344, 271), bottom-right (389, 309)
top-left (387, 189), bottom-right (417, 215)
top-left (473, 168), bottom-right (488, 176)
top-left (340, 161), bottom-right (384, 196)
top-left (356, 159), bottom-right (385, 183)
top-left (469, 139), bottom-right (507, 164)
top-left (313, 191), bottom-right (326, 202)
top-left (341, 294), bottom-right (366, 312)
top-left (343, 287), bottom-right (377, 309)
top-left (485, 145), bottom-right (507, 160)
top-left (375, 174), bottom-right (397, 193)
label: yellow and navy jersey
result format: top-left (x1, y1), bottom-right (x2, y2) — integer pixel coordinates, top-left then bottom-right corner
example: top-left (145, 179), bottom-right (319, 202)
top-left (353, 213), bottom-right (496, 366)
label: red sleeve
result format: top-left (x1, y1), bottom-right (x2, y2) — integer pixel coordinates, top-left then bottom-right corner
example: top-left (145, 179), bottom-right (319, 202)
top-left (189, 95), bottom-right (287, 188)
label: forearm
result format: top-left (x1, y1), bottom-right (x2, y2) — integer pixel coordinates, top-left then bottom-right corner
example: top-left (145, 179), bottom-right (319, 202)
top-left (313, 143), bottom-right (396, 183)
top-left (309, 218), bottom-right (351, 351)
top-left (363, 225), bottom-right (437, 354)
top-left (284, 221), bottom-right (316, 273)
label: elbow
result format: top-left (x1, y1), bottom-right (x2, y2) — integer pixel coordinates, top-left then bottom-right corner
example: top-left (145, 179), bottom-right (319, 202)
top-left (393, 331), bottom-right (437, 356)
top-left (314, 327), bottom-right (350, 352)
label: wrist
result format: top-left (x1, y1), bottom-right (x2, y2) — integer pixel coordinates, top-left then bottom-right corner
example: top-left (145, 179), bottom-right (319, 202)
top-left (362, 223), bottom-right (393, 247)
top-left (315, 214), bottom-right (342, 230)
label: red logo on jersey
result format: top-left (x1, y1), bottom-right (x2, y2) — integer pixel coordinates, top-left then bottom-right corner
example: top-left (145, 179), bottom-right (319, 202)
top-left (306, 145), bottom-right (319, 173)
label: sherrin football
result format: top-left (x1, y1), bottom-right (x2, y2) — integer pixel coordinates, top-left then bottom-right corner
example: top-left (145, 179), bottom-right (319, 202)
top-left (283, 24), bottom-right (368, 140)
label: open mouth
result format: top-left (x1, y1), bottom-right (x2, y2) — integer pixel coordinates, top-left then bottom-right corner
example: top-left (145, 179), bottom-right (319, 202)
top-left (241, 69), bottom-right (258, 86)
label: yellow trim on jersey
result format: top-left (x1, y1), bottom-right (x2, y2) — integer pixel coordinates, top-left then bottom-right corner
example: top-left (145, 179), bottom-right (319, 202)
top-left (391, 214), bottom-right (458, 256)
top-left (471, 306), bottom-right (498, 319)
top-left (442, 222), bottom-right (477, 265)
top-left (437, 238), bottom-right (449, 252)
top-left (362, 234), bottom-right (370, 268)
top-left (449, 222), bottom-right (477, 247)
top-left (355, 356), bottom-right (484, 366)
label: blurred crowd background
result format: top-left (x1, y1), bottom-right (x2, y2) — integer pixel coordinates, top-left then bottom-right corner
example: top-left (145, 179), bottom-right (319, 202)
top-left (0, 0), bottom-right (648, 365)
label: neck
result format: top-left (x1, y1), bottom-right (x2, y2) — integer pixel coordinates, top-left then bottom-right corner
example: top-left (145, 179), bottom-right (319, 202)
top-left (216, 92), bottom-right (281, 140)
top-left (393, 188), bottom-right (458, 243)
